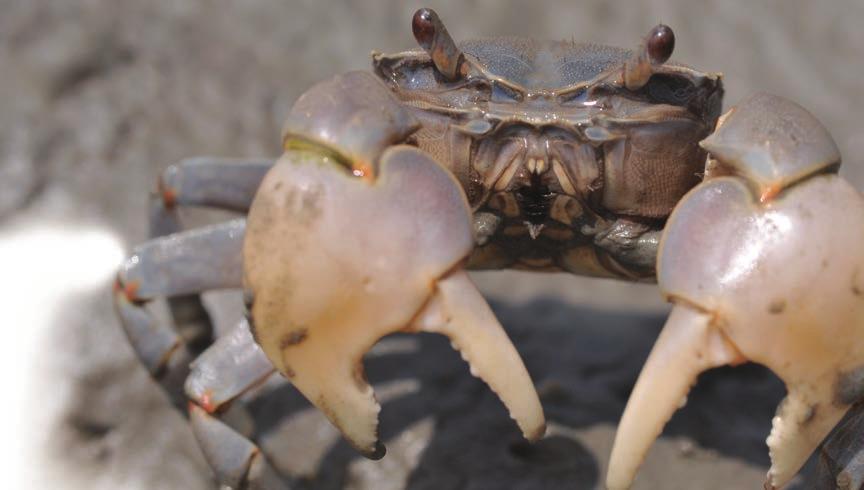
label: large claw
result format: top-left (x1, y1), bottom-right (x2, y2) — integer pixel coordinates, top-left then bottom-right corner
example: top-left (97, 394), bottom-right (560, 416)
top-left (608, 93), bottom-right (864, 489)
top-left (243, 144), bottom-right (544, 458)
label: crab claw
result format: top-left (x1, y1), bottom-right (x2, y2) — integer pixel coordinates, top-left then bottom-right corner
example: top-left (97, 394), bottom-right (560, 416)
top-left (607, 94), bottom-right (864, 490)
top-left (243, 144), bottom-right (544, 458)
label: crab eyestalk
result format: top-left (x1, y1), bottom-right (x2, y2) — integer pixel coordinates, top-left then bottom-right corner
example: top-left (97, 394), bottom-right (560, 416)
top-left (412, 8), bottom-right (465, 81)
top-left (622, 24), bottom-right (675, 90)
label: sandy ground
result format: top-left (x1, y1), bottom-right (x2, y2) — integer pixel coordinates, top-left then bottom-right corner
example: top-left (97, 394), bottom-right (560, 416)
top-left (2, 1), bottom-right (863, 489)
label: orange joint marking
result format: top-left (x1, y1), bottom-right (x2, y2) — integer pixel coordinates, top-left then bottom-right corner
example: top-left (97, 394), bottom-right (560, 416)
top-left (759, 184), bottom-right (781, 203)
top-left (123, 280), bottom-right (140, 302)
top-left (162, 187), bottom-right (177, 209)
top-left (352, 161), bottom-right (375, 182)
top-left (114, 277), bottom-right (140, 302)
top-left (199, 389), bottom-right (218, 413)
top-left (157, 175), bottom-right (177, 209)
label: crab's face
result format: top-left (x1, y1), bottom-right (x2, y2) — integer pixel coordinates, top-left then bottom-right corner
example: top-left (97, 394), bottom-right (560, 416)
top-left (374, 13), bottom-right (723, 235)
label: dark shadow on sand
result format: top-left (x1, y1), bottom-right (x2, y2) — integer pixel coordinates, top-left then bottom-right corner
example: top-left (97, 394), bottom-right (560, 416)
top-left (245, 297), bottom-right (834, 489)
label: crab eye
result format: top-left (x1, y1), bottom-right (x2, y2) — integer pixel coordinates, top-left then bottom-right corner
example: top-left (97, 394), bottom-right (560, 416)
top-left (623, 24), bottom-right (677, 91)
top-left (644, 74), bottom-right (695, 106)
top-left (412, 9), bottom-right (436, 47)
top-left (646, 24), bottom-right (675, 65)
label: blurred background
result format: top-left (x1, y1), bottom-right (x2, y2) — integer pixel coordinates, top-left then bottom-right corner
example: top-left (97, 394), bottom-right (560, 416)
top-left (1, 0), bottom-right (862, 488)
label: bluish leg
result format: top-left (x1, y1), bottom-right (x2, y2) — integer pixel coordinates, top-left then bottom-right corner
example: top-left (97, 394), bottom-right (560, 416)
top-left (114, 219), bottom-right (246, 406)
top-left (185, 318), bottom-right (285, 489)
top-left (149, 158), bottom-right (274, 353)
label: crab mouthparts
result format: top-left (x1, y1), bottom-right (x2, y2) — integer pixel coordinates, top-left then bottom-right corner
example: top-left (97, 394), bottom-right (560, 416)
top-left (515, 172), bottom-right (554, 239)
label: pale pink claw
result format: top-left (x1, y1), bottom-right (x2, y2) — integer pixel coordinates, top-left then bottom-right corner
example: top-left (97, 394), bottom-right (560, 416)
top-left (609, 173), bottom-right (864, 490)
top-left (410, 269), bottom-right (546, 441)
top-left (244, 145), bottom-right (544, 457)
top-left (608, 94), bottom-right (864, 489)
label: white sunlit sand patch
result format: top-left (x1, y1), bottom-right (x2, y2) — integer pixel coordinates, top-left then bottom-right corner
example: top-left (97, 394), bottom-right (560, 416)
top-left (0, 223), bottom-right (124, 489)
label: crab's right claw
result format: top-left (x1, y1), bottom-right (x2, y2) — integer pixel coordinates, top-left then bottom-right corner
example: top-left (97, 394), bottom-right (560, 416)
top-left (608, 93), bottom-right (864, 490)
top-left (243, 141), bottom-right (544, 459)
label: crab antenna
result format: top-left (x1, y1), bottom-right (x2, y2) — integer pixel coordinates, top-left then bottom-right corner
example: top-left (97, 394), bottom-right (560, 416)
top-left (623, 24), bottom-right (675, 90)
top-left (412, 8), bottom-right (464, 80)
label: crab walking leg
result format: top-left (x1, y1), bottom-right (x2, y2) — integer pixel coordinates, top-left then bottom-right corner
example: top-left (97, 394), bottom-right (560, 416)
top-left (182, 319), bottom-right (283, 489)
top-left (120, 219), bottom-right (245, 300)
top-left (189, 405), bottom-right (286, 490)
top-left (838, 450), bottom-right (864, 490)
top-left (244, 145), bottom-right (545, 459)
top-left (818, 405), bottom-right (864, 490)
top-left (114, 219), bottom-right (245, 395)
top-left (150, 157), bottom-right (274, 236)
top-left (146, 159), bottom-right (274, 370)
top-left (113, 286), bottom-right (190, 378)
top-left (185, 317), bottom-right (276, 413)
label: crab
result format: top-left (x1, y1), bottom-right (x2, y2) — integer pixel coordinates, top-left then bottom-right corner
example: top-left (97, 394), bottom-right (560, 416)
top-left (114, 8), bottom-right (864, 489)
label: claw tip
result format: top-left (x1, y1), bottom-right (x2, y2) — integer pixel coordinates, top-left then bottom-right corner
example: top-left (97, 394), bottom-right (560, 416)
top-left (526, 422), bottom-right (547, 442)
top-left (365, 440), bottom-right (386, 460)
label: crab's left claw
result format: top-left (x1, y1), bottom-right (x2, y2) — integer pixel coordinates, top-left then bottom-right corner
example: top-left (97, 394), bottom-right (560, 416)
top-left (608, 93), bottom-right (864, 489)
top-left (244, 124), bottom-right (544, 458)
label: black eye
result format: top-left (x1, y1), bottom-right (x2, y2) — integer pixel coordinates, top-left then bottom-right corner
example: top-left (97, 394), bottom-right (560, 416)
top-left (643, 74), bottom-right (695, 105)
top-left (646, 24), bottom-right (675, 65)
top-left (412, 9), bottom-right (436, 49)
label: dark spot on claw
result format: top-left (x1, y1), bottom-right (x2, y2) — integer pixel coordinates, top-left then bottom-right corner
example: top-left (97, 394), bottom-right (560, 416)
top-left (368, 440), bottom-right (387, 460)
top-left (768, 299), bottom-right (786, 314)
top-left (279, 327), bottom-right (308, 348)
top-left (835, 365), bottom-right (864, 405)
top-left (242, 289), bottom-right (255, 310)
top-left (352, 363), bottom-right (369, 390)
top-left (412, 8), bottom-right (436, 48)
top-left (801, 404), bottom-right (817, 426)
top-left (852, 269), bottom-right (863, 296)
top-left (647, 24), bottom-right (675, 64)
